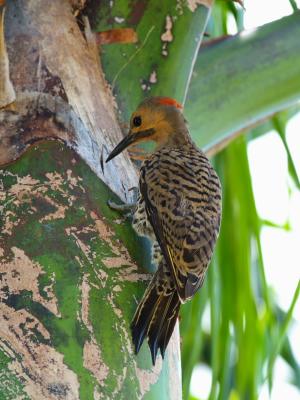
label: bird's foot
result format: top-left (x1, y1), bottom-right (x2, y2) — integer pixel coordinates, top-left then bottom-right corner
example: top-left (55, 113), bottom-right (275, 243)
top-left (107, 199), bottom-right (136, 218)
top-left (128, 186), bottom-right (139, 203)
top-left (107, 187), bottom-right (139, 217)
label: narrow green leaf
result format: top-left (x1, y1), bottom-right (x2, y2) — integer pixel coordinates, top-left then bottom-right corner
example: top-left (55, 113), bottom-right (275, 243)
top-left (267, 281), bottom-right (300, 389)
top-left (281, 337), bottom-right (300, 388)
top-left (272, 114), bottom-right (300, 189)
top-left (288, 0), bottom-right (299, 12)
top-left (181, 284), bottom-right (208, 399)
top-left (261, 219), bottom-right (291, 231)
top-left (247, 105), bottom-right (300, 142)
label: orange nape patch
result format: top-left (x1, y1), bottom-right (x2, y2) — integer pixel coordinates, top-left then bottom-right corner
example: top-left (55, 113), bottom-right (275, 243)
top-left (154, 97), bottom-right (183, 110)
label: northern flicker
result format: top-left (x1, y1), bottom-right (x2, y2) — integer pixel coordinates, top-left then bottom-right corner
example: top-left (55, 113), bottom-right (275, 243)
top-left (106, 97), bottom-right (222, 364)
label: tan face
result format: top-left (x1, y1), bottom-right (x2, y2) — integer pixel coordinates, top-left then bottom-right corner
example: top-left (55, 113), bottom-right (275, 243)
top-left (129, 105), bottom-right (173, 145)
top-left (106, 99), bottom-right (183, 163)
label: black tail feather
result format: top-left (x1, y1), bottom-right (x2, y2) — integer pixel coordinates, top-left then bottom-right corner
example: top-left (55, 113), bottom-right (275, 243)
top-left (130, 275), bottom-right (181, 365)
top-left (158, 293), bottom-right (180, 358)
top-left (130, 277), bottom-right (159, 354)
top-left (147, 294), bottom-right (173, 364)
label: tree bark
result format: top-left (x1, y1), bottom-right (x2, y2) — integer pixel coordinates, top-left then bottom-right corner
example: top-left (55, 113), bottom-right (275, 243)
top-left (0, 1), bottom-right (181, 399)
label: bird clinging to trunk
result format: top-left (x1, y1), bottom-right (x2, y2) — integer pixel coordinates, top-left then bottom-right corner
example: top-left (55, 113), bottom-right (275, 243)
top-left (106, 97), bottom-right (222, 365)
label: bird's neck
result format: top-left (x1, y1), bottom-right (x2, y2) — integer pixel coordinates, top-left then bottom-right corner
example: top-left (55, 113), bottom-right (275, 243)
top-left (155, 126), bottom-right (195, 152)
top-left (157, 111), bottom-right (195, 150)
top-left (170, 128), bottom-right (194, 147)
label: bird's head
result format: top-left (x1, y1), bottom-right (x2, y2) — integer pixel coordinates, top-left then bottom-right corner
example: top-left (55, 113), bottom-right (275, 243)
top-left (106, 97), bottom-right (189, 162)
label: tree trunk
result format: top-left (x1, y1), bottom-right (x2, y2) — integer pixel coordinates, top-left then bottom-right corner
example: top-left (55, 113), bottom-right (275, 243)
top-left (0, 1), bottom-right (181, 398)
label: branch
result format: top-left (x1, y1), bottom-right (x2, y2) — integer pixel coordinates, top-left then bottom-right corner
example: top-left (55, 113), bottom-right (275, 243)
top-left (2, 0), bottom-right (137, 202)
top-left (88, 0), bottom-right (213, 118)
top-left (0, 1), bottom-right (182, 397)
top-left (0, 5), bottom-right (16, 108)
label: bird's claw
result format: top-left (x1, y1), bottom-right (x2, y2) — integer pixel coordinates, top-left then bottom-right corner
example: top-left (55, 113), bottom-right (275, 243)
top-left (128, 186), bottom-right (139, 203)
top-left (107, 199), bottom-right (136, 216)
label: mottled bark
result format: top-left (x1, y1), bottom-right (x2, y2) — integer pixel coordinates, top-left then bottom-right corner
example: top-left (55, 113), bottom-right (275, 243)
top-left (0, 1), bottom-right (181, 399)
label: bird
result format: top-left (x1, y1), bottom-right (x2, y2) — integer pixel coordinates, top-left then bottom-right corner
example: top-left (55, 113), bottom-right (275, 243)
top-left (106, 97), bottom-right (222, 365)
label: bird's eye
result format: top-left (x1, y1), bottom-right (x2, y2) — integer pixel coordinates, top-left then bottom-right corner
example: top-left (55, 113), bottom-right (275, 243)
top-left (133, 116), bottom-right (142, 127)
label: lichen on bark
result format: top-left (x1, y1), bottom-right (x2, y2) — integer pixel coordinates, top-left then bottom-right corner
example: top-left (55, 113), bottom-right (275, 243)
top-left (0, 142), bottom-right (181, 399)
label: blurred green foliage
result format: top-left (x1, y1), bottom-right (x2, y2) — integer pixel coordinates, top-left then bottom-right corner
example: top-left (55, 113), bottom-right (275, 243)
top-left (181, 2), bottom-right (300, 399)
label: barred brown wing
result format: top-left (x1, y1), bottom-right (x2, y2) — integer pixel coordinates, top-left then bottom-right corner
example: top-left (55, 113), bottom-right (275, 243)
top-left (139, 147), bottom-right (222, 301)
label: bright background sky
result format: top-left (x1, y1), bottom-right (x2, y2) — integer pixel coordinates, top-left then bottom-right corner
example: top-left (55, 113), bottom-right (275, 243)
top-left (190, 1), bottom-right (300, 399)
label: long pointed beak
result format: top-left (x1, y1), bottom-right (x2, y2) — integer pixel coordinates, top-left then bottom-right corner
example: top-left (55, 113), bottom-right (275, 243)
top-left (106, 134), bottom-right (134, 163)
